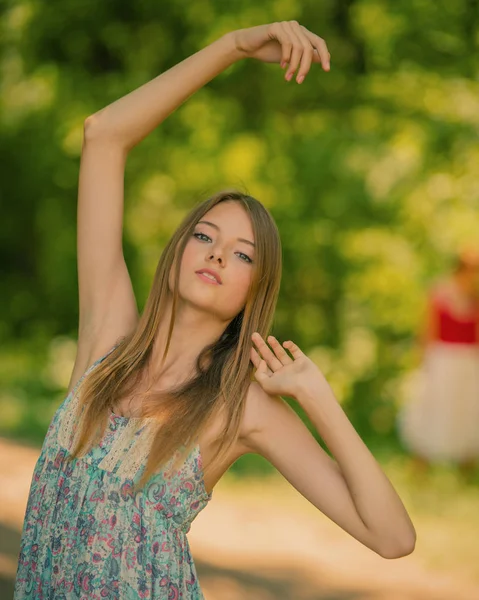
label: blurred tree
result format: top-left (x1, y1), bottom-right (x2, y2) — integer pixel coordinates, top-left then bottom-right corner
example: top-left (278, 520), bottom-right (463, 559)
top-left (1, 0), bottom-right (478, 453)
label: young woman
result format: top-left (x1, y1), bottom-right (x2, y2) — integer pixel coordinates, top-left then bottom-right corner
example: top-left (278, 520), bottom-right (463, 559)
top-left (14, 21), bottom-right (416, 599)
top-left (397, 248), bottom-right (479, 477)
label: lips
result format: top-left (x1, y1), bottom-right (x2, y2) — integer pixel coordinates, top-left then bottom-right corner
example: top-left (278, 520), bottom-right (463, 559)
top-left (195, 268), bottom-right (222, 284)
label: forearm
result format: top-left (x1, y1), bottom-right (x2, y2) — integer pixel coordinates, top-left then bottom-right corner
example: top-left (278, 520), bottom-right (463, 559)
top-left (297, 379), bottom-right (416, 553)
top-left (85, 31), bottom-right (242, 151)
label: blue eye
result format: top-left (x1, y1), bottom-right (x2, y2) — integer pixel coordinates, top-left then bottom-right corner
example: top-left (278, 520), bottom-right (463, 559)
top-left (193, 232), bottom-right (253, 264)
top-left (193, 232), bottom-right (210, 242)
top-left (238, 252), bottom-right (253, 264)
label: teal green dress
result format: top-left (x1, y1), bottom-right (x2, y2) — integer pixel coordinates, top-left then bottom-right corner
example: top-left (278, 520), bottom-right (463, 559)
top-left (14, 343), bottom-right (213, 599)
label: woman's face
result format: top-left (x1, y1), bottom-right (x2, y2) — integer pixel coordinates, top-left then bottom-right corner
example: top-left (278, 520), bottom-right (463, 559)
top-left (173, 201), bottom-right (256, 320)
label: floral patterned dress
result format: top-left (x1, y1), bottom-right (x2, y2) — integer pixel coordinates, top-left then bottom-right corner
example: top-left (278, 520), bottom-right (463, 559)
top-left (14, 344), bottom-right (213, 599)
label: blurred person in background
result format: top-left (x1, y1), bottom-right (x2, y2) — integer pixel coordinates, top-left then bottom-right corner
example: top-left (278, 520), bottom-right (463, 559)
top-left (397, 247), bottom-right (479, 480)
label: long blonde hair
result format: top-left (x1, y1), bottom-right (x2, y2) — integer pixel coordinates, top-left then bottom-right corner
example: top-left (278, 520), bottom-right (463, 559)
top-left (66, 189), bottom-right (282, 492)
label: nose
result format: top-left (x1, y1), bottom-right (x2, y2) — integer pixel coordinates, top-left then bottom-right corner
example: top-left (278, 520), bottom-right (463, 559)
top-left (208, 246), bottom-right (225, 265)
top-left (209, 254), bottom-right (222, 264)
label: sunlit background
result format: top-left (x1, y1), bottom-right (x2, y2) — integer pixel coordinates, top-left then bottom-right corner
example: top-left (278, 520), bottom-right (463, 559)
top-left (1, 1), bottom-right (479, 598)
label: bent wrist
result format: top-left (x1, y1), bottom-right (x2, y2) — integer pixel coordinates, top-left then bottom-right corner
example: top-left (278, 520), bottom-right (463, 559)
top-left (220, 30), bottom-right (249, 62)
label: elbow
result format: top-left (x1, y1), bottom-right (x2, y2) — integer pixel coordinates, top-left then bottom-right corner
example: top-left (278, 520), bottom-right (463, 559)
top-left (83, 113), bottom-right (102, 141)
top-left (83, 111), bottom-right (116, 144)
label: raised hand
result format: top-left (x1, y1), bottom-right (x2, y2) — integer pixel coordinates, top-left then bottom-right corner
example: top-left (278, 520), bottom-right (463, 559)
top-left (250, 332), bottom-right (325, 402)
top-left (233, 21), bottom-right (330, 84)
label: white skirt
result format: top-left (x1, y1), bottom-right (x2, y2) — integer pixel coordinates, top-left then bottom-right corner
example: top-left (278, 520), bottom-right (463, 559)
top-left (396, 342), bottom-right (479, 462)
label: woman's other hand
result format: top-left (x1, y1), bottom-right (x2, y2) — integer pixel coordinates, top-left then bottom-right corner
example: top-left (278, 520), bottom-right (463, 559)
top-left (250, 333), bottom-right (327, 403)
top-left (232, 21), bottom-right (330, 83)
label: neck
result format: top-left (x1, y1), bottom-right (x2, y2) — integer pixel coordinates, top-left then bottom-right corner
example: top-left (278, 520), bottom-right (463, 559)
top-left (147, 296), bottom-right (230, 385)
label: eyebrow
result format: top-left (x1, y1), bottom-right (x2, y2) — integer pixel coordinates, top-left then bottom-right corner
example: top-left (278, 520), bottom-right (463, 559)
top-left (196, 220), bottom-right (255, 248)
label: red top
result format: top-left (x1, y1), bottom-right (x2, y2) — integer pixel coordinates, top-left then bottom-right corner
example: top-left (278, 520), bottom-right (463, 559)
top-left (432, 293), bottom-right (479, 344)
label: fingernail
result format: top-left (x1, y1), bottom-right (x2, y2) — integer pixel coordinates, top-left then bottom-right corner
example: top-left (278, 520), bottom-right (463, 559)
top-left (297, 75), bottom-right (304, 84)
top-left (286, 72), bottom-right (293, 81)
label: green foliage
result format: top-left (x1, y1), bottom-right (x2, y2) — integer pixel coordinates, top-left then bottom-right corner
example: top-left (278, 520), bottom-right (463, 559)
top-left (1, 0), bottom-right (478, 459)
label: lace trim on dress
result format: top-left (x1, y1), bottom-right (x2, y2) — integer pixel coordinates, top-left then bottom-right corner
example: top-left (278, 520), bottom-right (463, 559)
top-left (97, 418), bottom-right (141, 472)
top-left (58, 391), bottom-right (82, 451)
top-left (115, 421), bottom-right (160, 480)
top-left (57, 344), bottom-right (193, 482)
top-left (58, 348), bottom-right (118, 451)
top-left (59, 387), bottom-right (161, 479)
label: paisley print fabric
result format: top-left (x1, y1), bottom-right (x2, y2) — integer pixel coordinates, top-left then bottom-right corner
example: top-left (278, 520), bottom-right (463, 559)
top-left (14, 344), bottom-right (213, 599)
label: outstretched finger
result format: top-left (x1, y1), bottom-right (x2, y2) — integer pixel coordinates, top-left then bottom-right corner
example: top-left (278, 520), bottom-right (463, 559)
top-left (301, 27), bottom-right (330, 71)
top-left (250, 346), bottom-right (273, 376)
top-left (252, 332), bottom-right (283, 372)
top-left (290, 21), bottom-right (315, 83)
top-left (282, 340), bottom-right (304, 360)
top-left (283, 21), bottom-right (305, 80)
top-left (274, 22), bottom-right (293, 69)
top-left (267, 336), bottom-right (294, 365)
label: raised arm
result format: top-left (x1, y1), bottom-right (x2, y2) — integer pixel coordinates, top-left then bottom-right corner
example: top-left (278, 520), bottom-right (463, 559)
top-left (84, 33), bottom-right (242, 150)
top-left (74, 33), bottom-right (243, 380)
top-left (73, 22), bottom-right (329, 386)
top-left (84, 23), bottom-right (329, 149)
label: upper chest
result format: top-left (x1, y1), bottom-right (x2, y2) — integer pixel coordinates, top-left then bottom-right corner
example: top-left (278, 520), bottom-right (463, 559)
top-left (110, 383), bottom-right (255, 491)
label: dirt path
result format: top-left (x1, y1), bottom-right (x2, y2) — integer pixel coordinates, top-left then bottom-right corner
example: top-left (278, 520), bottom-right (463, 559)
top-left (1, 437), bottom-right (478, 600)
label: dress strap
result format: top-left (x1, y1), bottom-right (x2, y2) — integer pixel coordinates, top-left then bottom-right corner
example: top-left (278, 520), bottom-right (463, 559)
top-left (58, 340), bottom-right (122, 452)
